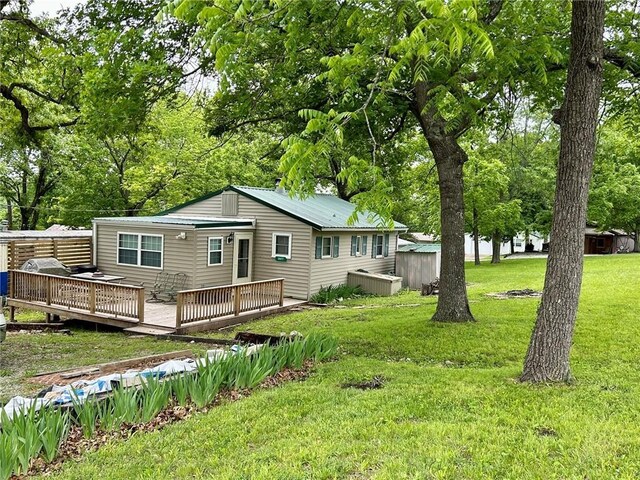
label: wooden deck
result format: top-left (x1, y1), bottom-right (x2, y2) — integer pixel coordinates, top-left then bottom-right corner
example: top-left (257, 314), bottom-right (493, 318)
top-left (140, 297), bottom-right (306, 335)
top-left (8, 271), bottom-right (306, 335)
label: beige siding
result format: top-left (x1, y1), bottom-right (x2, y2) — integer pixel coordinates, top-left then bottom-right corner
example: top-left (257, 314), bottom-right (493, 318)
top-left (95, 222), bottom-right (197, 289)
top-left (347, 271), bottom-right (403, 296)
top-left (172, 196), bottom-right (222, 216)
top-left (193, 229), bottom-right (235, 288)
top-left (172, 195), bottom-right (312, 299)
top-left (309, 232), bottom-right (398, 295)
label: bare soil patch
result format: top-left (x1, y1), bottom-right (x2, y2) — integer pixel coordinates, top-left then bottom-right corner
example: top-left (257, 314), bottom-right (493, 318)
top-left (486, 289), bottom-right (542, 299)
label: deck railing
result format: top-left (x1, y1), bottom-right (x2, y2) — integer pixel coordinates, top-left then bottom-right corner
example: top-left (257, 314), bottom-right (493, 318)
top-left (176, 278), bottom-right (284, 328)
top-left (9, 270), bottom-right (145, 322)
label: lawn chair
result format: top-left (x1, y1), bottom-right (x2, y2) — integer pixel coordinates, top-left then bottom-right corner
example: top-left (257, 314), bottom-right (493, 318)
top-left (147, 272), bottom-right (188, 304)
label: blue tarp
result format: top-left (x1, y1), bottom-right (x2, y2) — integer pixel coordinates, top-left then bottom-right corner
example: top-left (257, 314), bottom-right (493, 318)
top-left (0, 271), bottom-right (7, 296)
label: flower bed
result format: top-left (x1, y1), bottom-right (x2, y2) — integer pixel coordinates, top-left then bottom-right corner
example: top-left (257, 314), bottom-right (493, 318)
top-left (0, 334), bottom-right (337, 479)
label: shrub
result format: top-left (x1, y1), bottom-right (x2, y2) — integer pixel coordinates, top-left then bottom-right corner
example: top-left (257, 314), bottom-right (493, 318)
top-left (310, 284), bottom-right (366, 304)
top-left (139, 376), bottom-right (172, 423)
top-left (72, 395), bottom-right (99, 439)
top-left (98, 385), bottom-right (140, 430)
top-left (39, 407), bottom-right (69, 463)
top-left (0, 403), bottom-right (71, 480)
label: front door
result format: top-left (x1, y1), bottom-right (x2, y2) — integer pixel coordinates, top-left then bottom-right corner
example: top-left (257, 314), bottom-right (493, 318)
top-left (232, 232), bottom-right (253, 284)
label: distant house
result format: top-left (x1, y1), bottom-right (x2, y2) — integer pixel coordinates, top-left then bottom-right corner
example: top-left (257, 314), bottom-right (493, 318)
top-left (584, 228), bottom-right (635, 254)
top-left (407, 232), bottom-right (439, 244)
top-left (92, 185), bottom-right (407, 300)
top-left (464, 232), bottom-right (545, 257)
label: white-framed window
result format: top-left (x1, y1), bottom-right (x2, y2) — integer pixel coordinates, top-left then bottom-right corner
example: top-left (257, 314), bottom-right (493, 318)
top-left (322, 237), bottom-right (333, 258)
top-left (117, 232), bottom-right (163, 268)
top-left (272, 233), bottom-right (292, 259)
top-left (315, 235), bottom-right (339, 259)
top-left (351, 235), bottom-right (362, 256)
top-left (208, 237), bottom-right (223, 265)
top-left (374, 234), bottom-right (384, 257)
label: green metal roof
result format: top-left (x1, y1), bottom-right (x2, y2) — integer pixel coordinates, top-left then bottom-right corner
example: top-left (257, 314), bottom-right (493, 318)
top-left (397, 243), bottom-right (441, 253)
top-left (93, 216), bottom-right (254, 229)
top-left (163, 185), bottom-right (406, 231)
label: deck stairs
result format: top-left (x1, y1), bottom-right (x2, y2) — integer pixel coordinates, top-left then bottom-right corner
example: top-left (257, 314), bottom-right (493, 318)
top-left (123, 324), bottom-right (176, 336)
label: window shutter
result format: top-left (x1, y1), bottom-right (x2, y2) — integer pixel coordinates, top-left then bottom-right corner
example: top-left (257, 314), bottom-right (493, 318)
top-left (350, 236), bottom-right (357, 256)
top-left (315, 236), bottom-right (322, 259)
top-left (362, 236), bottom-right (367, 255)
top-left (333, 236), bottom-right (340, 257)
top-left (383, 233), bottom-right (390, 257)
top-left (371, 235), bottom-right (376, 258)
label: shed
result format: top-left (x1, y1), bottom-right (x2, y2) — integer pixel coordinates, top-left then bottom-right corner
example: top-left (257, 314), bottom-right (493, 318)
top-left (584, 227), bottom-right (635, 254)
top-left (395, 244), bottom-right (441, 290)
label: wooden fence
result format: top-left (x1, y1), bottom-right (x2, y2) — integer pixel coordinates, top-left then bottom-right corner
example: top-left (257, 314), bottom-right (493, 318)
top-left (8, 237), bottom-right (92, 269)
top-left (176, 278), bottom-right (284, 328)
top-left (9, 270), bottom-right (144, 322)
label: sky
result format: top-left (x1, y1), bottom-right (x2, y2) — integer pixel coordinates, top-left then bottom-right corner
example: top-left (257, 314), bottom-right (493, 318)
top-left (30, 0), bottom-right (85, 16)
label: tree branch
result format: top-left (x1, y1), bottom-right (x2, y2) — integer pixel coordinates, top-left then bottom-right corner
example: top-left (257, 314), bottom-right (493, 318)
top-left (0, 83), bottom-right (79, 135)
top-left (481, 0), bottom-right (504, 24)
top-left (604, 47), bottom-right (640, 79)
top-left (9, 82), bottom-right (67, 106)
top-left (0, 11), bottom-right (66, 44)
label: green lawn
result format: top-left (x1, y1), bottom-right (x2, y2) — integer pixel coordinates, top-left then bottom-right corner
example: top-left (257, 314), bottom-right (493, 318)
top-left (36, 255), bottom-right (640, 478)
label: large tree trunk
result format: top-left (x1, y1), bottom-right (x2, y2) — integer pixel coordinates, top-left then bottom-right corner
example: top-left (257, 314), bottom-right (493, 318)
top-left (491, 231), bottom-right (501, 264)
top-left (473, 207), bottom-right (480, 265)
top-left (633, 225), bottom-right (639, 253)
top-left (521, 0), bottom-right (605, 383)
top-left (427, 135), bottom-right (474, 322)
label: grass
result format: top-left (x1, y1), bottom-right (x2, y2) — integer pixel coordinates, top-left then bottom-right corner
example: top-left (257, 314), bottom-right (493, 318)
top-left (27, 255), bottom-right (640, 478)
top-left (0, 326), bottom-right (207, 402)
top-left (9, 308), bottom-right (47, 323)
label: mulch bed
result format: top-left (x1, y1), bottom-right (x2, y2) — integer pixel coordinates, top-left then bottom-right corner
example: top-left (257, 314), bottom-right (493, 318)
top-left (17, 363), bottom-right (313, 478)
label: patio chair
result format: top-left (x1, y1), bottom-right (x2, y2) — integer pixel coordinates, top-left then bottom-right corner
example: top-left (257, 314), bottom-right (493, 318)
top-left (147, 272), bottom-right (188, 304)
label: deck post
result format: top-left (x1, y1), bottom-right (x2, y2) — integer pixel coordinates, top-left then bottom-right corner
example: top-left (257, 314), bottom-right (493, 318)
top-left (279, 279), bottom-right (284, 307)
top-left (234, 285), bottom-right (241, 316)
top-left (9, 270), bottom-right (14, 299)
top-left (176, 293), bottom-right (183, 331)
top-left (9, 271), bottom-right (16, 322)
top-left (89, 283), bottom-right (96, 313)
top-left (46, 275), bottom-right (51, 306)
top-left (137, 288), bottom-right (145, 324)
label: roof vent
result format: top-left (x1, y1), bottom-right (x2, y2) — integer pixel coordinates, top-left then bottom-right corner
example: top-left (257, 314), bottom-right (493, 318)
top-left (221, 191), bottom-right (238, 216)
top-left (275, 178), bottom-right (285, 194)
